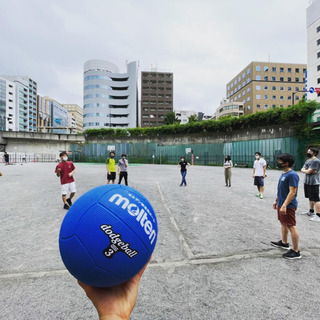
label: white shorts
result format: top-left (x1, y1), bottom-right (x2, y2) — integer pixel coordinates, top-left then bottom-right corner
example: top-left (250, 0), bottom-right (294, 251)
top-left (61, 182), bottom-right (76, 195)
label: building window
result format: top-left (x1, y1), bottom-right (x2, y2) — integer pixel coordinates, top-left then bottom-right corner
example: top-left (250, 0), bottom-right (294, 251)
top-left (264, 104), bottom-right (268, 109)
top-left (280, 77), bottom-right (284, 82)
top-left (257, 104), bottom-right (261, 109)
top-left (288, 68), bottom-right (292, 73)
top-left (288, 96), bottom-right (292, 100)
top-left (256, 75), bottom-right (261, 80)
top-left (272, 95), bottom-right (276, 100)
top-left (317, 52), bottom-right (320, 58)
top-left (317, 26), bottom-right (320, 33)
top-left (295, 78), bottom-right (299, 82)
top-left (317, 78), bottom-right (320, 84)
top-left (256, 66), bottom-right (261, 71)
top-left (247, 69), bottom-right (250, 75)
top-left (295, 68), bottom-right (299, 73)
top-left (264, 66), bottom-right (269, 71)
top-left (288, 77), bottom-right (292, 82)
top-left (256, 85), bottom-right (261, 90)
top-left (272, 76), bottom-right (276, 81)
top-left (272, 67), bottom-right (276, 72)
top-left (295, 87), bottom-right (299, 91)
top-left (264, 86), bottom-right (268, 90)
top-left (247, 88), bottom-right (250, 93)
top-left (256, 95), bottom-right (261, 99)
top-left (272, 104), bottom-right (276, 108)
top-left (272, 86), bottom-right (276, 90)
top-left (264, 95), bottom-right (268, 99)
top-left (280, 86), bottom-right (284, 91)
top-left (288, 87), bottom-right (292, 91)
top-left (247, 97), bottom-right (250, 101)
top-left (264, 76), bottom-right (268, 81)
top-left (280, 67), bottom-right (284, 72)
top-left (280, 96), bottom-right (284, 100)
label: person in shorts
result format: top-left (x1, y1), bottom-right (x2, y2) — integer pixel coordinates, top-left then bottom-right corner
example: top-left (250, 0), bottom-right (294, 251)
top-left (271, 153), bottom-right (301, 259)
top-left (106, 151), bottom-right (116, 184)
top-left (252, 152), bottom-right (267, 199)
top-left (118, 154), bottom-right (128, 185)
top-left (300, 147), bottom-right (320, 222)
top-left (55, 151), bottom-right (76, 210)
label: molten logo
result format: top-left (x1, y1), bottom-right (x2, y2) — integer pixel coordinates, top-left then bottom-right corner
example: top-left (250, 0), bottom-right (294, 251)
top-left (108, 193), bottom-right (157, 245)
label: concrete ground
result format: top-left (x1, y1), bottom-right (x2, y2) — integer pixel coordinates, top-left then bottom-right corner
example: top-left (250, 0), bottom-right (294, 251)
top-left (0, 162), bottom-right (320, 320)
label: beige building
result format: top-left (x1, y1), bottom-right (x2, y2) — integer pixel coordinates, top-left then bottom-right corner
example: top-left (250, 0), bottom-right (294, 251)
top-left (215, 99), bottom-right (244, 120)
top-left (141, 71), bottom-right (173, 127)
top-left (63, 104), bottom-right (83, 133)
top-left (226, 62), bottom-right (307, 115)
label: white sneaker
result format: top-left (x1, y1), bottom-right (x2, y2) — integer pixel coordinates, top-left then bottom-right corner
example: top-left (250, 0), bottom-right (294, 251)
top-left (259, 194), bottom-right (264, 199)
top-left (301, 211), bottom-right (315, 216)
top-left (309, 215), bottom-right (320, 222)
top-left (256, 193), bottom-right (260, 197)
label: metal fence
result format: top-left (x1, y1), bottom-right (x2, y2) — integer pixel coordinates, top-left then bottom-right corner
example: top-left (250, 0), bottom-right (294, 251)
top-left (1, 153), bottom-right (58, 163)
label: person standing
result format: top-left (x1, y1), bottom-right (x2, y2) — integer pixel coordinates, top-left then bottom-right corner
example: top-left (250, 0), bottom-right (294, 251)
top-left (271, 153), bottom-right (301, 259)
top-left (118, 154), bottom-right (128, 186)
top-left (178, 156), bottom-right (190, 186)
top-left (106, 151), bottom-right (116, 184)
top-left (253, 152), bottom-right (267, 199)
top-left (3, 152), bottom-right (9, 165)
top-left (55, 151), bottom-right (76, 210)
top-left (301, 147), bottom-right (320, 222)
top-left (223, 155), bottom-right (233, 187)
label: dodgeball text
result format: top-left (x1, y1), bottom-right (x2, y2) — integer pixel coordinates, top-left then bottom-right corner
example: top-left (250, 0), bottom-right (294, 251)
top-left (108, 194), bottom-right (157, 245)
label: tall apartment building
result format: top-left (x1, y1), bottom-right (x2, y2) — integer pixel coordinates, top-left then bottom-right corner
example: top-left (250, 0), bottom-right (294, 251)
top-left (307, 0), bottom-right (320, 101)
top-left (62, 104), bottom-right (83, 133)
top-left (140, 71), bottom-right (173, 127)
top-left (226, 62), bottom-right (306, 115)
top-left (0, 77), bottom-right (16, 131)
top-left (0, 75), bottom-right (37, 132)
top-left (83, 59), bottom-right (138, 129)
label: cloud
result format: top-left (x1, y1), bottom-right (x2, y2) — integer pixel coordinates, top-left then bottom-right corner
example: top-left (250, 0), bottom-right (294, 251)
top-left (0, 0), bottom-right (309, 115)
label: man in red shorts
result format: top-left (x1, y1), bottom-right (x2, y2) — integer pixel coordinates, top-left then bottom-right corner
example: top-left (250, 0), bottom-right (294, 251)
top-left (271, 153), bottom-right (301, 259)
top-left (55, 151), bottom-right (76, 210)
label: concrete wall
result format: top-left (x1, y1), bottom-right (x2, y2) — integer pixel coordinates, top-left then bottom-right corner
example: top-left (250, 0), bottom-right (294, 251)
top-left (0, 131), bottom-right (85, 158)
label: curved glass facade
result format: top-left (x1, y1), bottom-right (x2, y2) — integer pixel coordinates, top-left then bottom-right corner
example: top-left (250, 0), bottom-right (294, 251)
top-left (83, 59), bottom-right (138, 129)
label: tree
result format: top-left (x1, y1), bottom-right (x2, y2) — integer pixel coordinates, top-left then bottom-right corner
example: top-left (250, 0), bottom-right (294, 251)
top-left (163, 112), bottom-right (180, 125)
top-left (188, 114), bottom-right (199, 123)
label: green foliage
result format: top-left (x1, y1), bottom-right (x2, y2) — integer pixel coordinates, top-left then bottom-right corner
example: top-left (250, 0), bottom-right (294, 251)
top-left (188, 114), bottom-right (198, 123)
top-left (83, 101), bottom-right (318, 138)
top-left (163, 112), bottom-right (180, 125)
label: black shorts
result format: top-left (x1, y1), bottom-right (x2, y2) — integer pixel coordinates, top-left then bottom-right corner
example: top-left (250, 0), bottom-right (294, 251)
top-left (254, 176), bottom-right (264, 187)
top-left (304, 184), bottom-right (320, 202)
top-left (107, 172), bottom-right (116, 181)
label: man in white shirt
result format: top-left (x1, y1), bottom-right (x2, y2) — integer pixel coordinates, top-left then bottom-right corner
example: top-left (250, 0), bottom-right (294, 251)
top-left (253, 152), bottom-right (267, 199)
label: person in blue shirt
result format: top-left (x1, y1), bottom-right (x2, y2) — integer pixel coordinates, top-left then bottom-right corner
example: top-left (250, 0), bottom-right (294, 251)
top-left (271, 153), bottom-right (301, 260)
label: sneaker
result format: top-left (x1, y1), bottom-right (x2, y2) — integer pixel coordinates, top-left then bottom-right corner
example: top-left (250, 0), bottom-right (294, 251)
top-left (259, 194), bottom-right (264, 199)
top-left (270, 240), bottom-right (290, 250)
top-left (301, 211), bottom-right (315, 216)
top-left (309, 215), bottom-right (320, 222)
top-left (63, 204), bottom-right (70, 210)
top-left (66, 198), bottom-right (73, 206)
top-left (256, 193), bottom-right (260, 197)
top-left (283, 249), bottom-right (301, 260)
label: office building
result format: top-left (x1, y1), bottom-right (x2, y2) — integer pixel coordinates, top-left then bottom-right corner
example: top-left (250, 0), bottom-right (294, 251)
top-left (63, 104), bottom-right (83, 133)
top-left (0, 75), bottom-right (37, 132)
top-left (37, 96), bottom-right (68, 134)
top-left (83, 59), bottom-right (138, 129)
top-left (215, 99), bottom-right (244, 120)
top-left (141, 71), bottom-right (173, 127)
top-left (307, 0), bottom-right (320, 101)
top-left (0, 77), bottom-right (16, 131)
top-left (226, 62), bottom-right (307, 115)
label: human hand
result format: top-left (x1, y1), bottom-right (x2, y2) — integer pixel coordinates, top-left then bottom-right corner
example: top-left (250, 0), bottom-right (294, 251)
top-left (272, 201), bottom-right (277, 210)
top-left (78, 259), bottom-right (150, 320)
top-left (68, 172), bottom-right (73, 177)
top-left (279, 205), bottom-right (287, 215)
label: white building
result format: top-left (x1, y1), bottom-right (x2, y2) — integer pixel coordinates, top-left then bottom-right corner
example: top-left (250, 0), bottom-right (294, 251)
top-left (307, 0), bottom-right (320, 101)
top-left (175, 109), bottom-right (198, 124)
top-left (215, 98), bottom-right (244, 120)
top-left (1, 75), bottom-right (37, 132)
top-left (0, 76), bottom-right (16, 131)
top-left (83, 59), bottom-right (138, 129)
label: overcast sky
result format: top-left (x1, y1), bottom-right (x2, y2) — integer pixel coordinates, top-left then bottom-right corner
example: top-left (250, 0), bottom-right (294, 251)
top-left (0, 0), bottom-right (310, 114)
